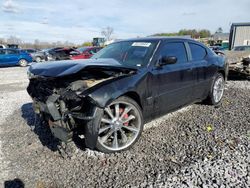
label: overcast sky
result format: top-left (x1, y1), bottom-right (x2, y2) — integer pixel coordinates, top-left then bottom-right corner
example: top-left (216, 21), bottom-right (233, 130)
top-left (0, 0), bottom-right (249, 44)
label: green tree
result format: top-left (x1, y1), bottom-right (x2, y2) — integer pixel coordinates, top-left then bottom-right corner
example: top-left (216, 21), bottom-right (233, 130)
top-left (215, 27), bottom-right (223, 33)
top-left (82, 42), bottom-right (92, 46)
top-left (198, 29), bottom-right (211, 38)
top-left (152, 28), bottom-right (211, 39)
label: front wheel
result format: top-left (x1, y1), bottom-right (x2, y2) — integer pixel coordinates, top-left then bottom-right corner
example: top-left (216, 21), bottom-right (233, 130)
top-left (18, 59), bottom-right (28, 67)
top-left (205, 73), bottom-right (225, 105)
top-left (96, 96), bottom-right (144, 153)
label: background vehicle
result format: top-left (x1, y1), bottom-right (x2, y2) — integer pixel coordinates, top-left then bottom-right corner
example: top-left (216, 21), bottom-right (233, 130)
top-left (29, 49), bottom-right (47, 62)
top-left (225, 49), bottom-right (250, 78)
top-left (209, 46), bottom-right (225, 51)
top-left (232, 45), bottom-right (250, 51)
top-left (43, 47), bottom-right (63, 61)
top-left (71, 47), bottom-right (102, 60)
top-left (7, 44), bottom-right (19, 49)
top-left (0, 44), bottom-right (6, 49)
top-left (46, 48), bottom-right (80, 61)
top-left (27, 37), bottom-right (226, 153)
top-left (22, 49), bottom-right (38, 54)
top-left (92, 37), bottom-right (105, 47)
top-left (0, 48), bottom-right (32, 67)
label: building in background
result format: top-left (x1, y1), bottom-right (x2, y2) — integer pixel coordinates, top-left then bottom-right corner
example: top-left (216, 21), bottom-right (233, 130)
top-left (229, 22), bottom-right (250, 50)
top-left (213, 33), bottom-right (230, 41)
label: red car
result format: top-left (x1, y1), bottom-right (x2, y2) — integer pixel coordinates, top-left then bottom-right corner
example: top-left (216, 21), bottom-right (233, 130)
top-left (70, 47), bottom-right (102, 60)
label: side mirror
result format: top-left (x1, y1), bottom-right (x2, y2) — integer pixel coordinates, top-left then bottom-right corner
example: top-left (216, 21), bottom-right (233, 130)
top-left (158, 56), bottom-right (177, 66)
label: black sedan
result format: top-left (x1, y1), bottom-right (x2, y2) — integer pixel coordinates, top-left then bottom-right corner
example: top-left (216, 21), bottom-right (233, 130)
top-left (27, 37), bottom-right (227, 153)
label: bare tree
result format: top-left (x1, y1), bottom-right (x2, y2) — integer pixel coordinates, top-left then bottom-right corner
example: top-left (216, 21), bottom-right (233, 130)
top-left (7, 36), bottom-right (22, 44)
top-left (0, 38), bottom-right (6, 44)
top-left (34, 39), bottom-right (40, 49)
top-left (101, 26), bottom-right (114, 41)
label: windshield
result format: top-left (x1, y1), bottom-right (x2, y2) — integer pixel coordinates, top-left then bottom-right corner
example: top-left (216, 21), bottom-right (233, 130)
top-left (92, 41), bottom-right (158, 67)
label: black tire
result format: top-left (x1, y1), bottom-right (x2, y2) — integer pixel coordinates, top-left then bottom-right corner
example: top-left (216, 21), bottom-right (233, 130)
top-left (204, 73), bottom-right (225, 106)
top-left (95, 96), bottom-right (144, 153)
top-left (18, 59), bottom-right (28, 67)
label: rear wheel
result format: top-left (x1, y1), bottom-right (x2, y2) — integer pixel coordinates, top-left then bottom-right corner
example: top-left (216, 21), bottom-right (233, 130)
top-left (18, 59), bottom-right (28, 67)
top-left (35, 56), bottom-right (42, 62)
top-left (205, 73), bottom-right (225, 105)
top-left (96, 96), bottom-right (143, 153)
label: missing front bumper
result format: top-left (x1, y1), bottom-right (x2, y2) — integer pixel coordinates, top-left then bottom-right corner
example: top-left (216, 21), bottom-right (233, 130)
top-left (32, 95), bottom-right (99, 146)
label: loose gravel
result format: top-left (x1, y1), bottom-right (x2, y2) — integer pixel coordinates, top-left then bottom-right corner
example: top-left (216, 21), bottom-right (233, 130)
top-left (0, 67), bottom-right (249, 188)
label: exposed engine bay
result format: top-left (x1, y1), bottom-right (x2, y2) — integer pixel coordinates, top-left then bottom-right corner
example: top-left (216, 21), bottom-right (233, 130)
top-left (27, 67), bottom-right (135, 145)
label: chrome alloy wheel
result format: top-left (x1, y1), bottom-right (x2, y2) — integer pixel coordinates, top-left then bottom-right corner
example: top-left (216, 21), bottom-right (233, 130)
top-left (213, 76), bottom-right (224, 103)
top-left (97, 101), bottom-right (142, 151)
top-left (19, 59), bottom-right (28, 67)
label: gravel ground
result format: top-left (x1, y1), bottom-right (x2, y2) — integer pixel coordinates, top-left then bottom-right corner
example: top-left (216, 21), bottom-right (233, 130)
top-left (0, 67), bottom-right (249, 188)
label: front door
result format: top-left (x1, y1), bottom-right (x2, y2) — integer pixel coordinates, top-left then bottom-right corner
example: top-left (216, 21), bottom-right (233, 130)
top-left (151, 41), bottom-right (195, 117)
top-left (187, 42), bottom-right (210, 100)
top-left (5, 49), bottom-right (19, 64)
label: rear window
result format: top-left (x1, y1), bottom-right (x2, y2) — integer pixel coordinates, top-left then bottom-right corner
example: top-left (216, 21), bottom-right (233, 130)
top-left (26, 49), bottom-right (36, 53)
top-left (189, 43), bottom-right (207, 61)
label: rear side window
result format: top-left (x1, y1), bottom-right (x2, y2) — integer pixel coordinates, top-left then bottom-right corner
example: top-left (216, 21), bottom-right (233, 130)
top-left (189, 43), bottom-right (207, 61)
top-left (160, 42), bottom-right (187, 63)
top-left (6, 49), bottom-right (18, 54)
top-left (27, 49), bottom-right (35, 53)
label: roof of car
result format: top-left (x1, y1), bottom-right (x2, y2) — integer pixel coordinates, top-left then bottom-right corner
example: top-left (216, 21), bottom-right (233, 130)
top-left (78, 46), bottom-right (101, 49)
top-left (1, 48), bottom-right (19, 50)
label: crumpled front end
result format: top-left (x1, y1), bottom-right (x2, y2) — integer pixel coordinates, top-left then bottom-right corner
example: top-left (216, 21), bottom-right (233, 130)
top-left (27, 67), bottom-right (135, 148)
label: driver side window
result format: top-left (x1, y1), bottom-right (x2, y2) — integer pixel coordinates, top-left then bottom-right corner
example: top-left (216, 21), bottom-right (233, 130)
top-left (160, 42), bottom-right (188, 63)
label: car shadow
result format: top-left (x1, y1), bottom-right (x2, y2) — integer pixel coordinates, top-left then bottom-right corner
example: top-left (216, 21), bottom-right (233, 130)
top-left (4, 178), bottom-right (25, 188)
top-left (21, 103), bottom-right (87, 152)
top-left (228, 71), bottom-right (249, 81)
top-left (21, 103), bottom-right (60, 151)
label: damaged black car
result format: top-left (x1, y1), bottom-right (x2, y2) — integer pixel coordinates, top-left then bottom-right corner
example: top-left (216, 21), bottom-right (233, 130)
top-left (27, 37), bottom-right (227, 153)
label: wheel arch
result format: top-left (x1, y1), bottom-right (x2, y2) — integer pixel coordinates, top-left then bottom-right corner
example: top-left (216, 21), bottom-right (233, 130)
top-left (18, 58), bottom-right (28, 65)
top-left (218, 69), bottom-right (226, 80)
top-left (121, 91), bottom-right (142, 109)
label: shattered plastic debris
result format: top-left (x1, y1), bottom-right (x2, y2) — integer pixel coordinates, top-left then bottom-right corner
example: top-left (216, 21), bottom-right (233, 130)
top-left (206, 124), bottom-right (213, 132)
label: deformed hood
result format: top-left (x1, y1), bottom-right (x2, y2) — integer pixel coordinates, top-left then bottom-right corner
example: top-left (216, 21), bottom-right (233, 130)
top-left (28, 58), bottom-right (137, 77)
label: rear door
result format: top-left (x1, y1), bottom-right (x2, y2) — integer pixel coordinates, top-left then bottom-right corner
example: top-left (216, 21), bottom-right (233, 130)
top-left (187, 42), bottom-right (210, 100)
top-left (152, 41), bottom-right (195, 116)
